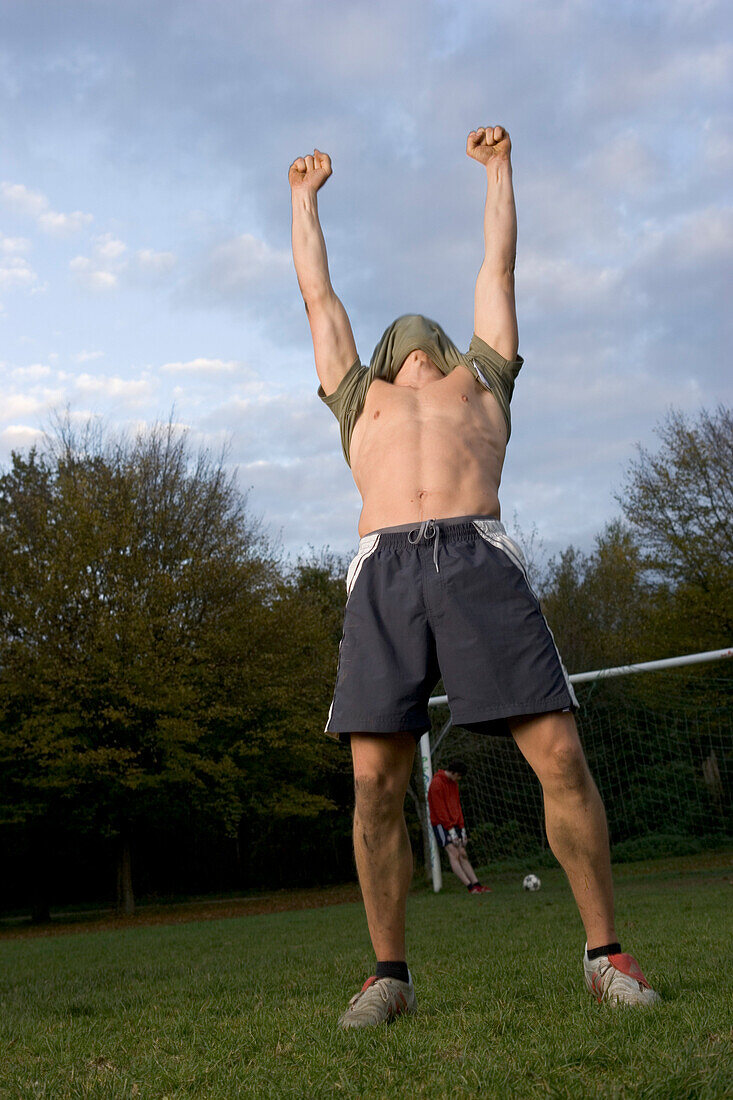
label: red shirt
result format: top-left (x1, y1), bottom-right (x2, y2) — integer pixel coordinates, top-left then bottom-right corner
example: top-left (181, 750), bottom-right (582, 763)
top-left (428, 770), bottom-right (465, 830)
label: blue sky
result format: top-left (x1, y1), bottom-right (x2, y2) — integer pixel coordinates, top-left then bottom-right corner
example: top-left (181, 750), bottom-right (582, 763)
top-left (1, 0), bottom-right (731, 565)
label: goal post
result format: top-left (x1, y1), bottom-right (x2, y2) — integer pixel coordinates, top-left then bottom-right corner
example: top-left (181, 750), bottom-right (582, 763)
top-left (420, 647), bottom-right (733, 893)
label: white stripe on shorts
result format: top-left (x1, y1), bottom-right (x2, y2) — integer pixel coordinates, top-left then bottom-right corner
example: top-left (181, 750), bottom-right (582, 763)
top-left (345, 532), bottom-right (381, 599)
top-left (325, 533), bottom-right (382, 733)
top-left (472, 520), bottom-right (579, 709)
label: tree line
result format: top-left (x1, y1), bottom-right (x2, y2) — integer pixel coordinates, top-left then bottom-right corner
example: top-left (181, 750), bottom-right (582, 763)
top-left (1, 406), bottom-right (730, 919)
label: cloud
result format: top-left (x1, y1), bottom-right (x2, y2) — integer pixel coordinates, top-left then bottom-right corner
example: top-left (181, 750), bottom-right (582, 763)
top-left (0, 234), bottom-right (31, 254)
top-left (72, 350), bottom-right (104, 363)
top-left (160, 357), bottom-right (239, 374)
top-left (0, 181), bottom-right (93, 234)
top-left (615, 41), bottom-right (732, 107)
top-left (1, 424), bottom-right (44, 450)
top-left (0, 182), bottom-right (48, 219)
top-left (580, 131), bottom-right (661, 197)
top-left (73, 372), bottom-right (153, 403)
top-left (0, 0), bottom-right (729, 562)
top-left (634, 205), bottom-right (733, 270)
top-left (10, 362), bottom-right (52, 380)
top-left (702, 118), bottom-right (733, 174)
top-left (202, 386), bottom-right (342, 467)
top-left (183, 233), bottom-right (292, 311)
top-left (38, 209), bottom-right (94, 234)
top-left (617, 205), bottom-right (733, 378)
top-left (69, 258), bottom-right (117, 289)
top-left (0, 256), bottom-right (38, 291)
top-left (69, 232), bottom-right (128, 290)
top-left (137, 248), bottom-right (176, 273)
top-left (70, 236), bottom-right (178, 291)
top-left (0, 382), bottom-right (67, 422)
top-left (95, 234), bottom-right (126, 261)
top-left (518, 254), bottom-right (624, 317)
top-left (234, 451), bottom-right (362, 563)
top-left (1, 393), bottom-right (45, 418)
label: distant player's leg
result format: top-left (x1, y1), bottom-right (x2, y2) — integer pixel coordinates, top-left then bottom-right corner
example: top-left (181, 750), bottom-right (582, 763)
top-left (510, 710), bottom-right (660, 1005)
top-left (446, 841), bottom-right (473, 885)
top-left (456, 845), bottom-right (490, 892)
top-left (338, 731), bottom-right (418, 1028)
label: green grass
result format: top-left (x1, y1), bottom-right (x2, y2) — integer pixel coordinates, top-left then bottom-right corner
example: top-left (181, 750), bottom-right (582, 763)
top-left (1, 855), bottom-right (732, 1099)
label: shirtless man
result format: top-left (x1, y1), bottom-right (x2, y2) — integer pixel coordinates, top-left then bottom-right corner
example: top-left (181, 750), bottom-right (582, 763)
top-left (288, 125), bottom-right (660, 1027)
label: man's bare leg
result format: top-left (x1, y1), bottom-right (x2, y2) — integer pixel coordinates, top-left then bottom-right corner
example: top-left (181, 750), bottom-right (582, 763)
top-left (510, 710), bottom-right (617, 948)
top-left (446, 843), bottom-right (473, 885)
top-left (457, 846), bottom-right (482, 885)
top-left (350, 731), bottom-right (417, 961)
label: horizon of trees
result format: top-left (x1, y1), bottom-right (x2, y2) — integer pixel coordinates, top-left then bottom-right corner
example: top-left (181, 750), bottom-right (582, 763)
top-left (1, 404), bottom-right (730, 919)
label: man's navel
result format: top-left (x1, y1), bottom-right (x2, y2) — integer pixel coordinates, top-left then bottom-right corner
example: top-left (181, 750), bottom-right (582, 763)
top-left (373, 410), bottom-right (380, 419)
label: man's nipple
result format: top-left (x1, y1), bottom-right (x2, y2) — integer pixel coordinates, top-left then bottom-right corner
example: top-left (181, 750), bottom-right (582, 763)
top-left (373, 410), bottom-right (380, 419)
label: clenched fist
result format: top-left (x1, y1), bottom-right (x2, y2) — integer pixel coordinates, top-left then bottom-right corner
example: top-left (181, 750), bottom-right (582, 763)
top-left (466, 125), bottom-right (511, 166)
top-left (288, 149), bottom-right (332, 194)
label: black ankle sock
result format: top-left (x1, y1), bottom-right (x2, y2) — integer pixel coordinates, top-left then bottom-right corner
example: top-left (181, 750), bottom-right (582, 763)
top-left (467, 881), bottom-right (480, 890)
top-left (375, 961), bottom-right (409, 984)
top-left (587, 942), bottom-right (622, 960)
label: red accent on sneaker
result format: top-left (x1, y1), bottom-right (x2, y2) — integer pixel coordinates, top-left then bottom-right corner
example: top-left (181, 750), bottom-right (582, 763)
top-left (608, 953), bottom-right (651, 989)
top-left (590, 972), bottom-right (604, 1002)
top-left (478, 885), bottom-right (492, 893)
top-left (361, 976), bottom-right (378, 992)
top-left (395, 992), bottom-right (408, 1014)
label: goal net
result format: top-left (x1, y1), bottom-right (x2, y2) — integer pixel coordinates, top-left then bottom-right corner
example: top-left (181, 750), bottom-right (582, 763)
top-left (417, 650), bottom-right (732, 883)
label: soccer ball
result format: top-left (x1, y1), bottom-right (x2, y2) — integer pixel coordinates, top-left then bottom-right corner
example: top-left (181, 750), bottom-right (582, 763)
top-left (522, 873), bottom-right (541, 891)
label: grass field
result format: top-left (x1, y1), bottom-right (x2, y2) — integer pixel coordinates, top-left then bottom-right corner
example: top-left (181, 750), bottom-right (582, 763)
top-left (1, 853), bottom-right (731, 1099)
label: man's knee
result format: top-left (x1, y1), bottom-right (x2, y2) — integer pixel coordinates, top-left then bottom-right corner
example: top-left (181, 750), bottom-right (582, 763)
top-left (541, 738), bottom-right (592, 793)
top-left (521, 719), bottom-right (592, 794)
top-left (353, 771), bottom-right (406, 821)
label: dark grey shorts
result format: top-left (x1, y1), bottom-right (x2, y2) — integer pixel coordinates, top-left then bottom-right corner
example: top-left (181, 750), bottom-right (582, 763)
top-left (325, 515), bottom-right (578, 743)
top-left (433, 824), bottom-right (459, 849)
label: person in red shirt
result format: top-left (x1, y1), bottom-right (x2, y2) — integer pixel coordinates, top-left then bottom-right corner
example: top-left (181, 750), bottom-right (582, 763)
top-left (428, 759), bottom-right (490, 894)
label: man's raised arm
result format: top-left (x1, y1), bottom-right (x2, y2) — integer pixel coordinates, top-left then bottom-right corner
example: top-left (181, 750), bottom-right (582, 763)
top-left (467, 125), bottom-right (518, 363)
top-left (289, 149), bottom-right (358, 395)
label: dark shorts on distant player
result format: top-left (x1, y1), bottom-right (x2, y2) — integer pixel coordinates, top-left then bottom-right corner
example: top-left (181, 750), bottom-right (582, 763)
top-left (324, 515), bottom-right (578, 744)
top-left (433, 824), bottom-right (461, 849)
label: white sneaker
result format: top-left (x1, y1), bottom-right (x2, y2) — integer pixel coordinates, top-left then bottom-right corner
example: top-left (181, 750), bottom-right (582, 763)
top-left (338, 973), bottom-right (417, 1029)
top-left (584, 944), bottom-right (661, 1006)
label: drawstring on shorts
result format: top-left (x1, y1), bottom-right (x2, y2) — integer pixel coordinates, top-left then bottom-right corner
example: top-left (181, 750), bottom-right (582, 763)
top-left (408, 518), bottom-right (441, 572)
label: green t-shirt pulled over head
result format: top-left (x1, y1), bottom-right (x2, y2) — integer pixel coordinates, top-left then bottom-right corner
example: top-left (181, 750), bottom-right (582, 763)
top-left (317, 313), bottom-right (523, 467)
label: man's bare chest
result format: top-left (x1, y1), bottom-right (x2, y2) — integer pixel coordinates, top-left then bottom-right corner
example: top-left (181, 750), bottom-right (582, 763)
top-left (352, 366), bottom-right (507, 451)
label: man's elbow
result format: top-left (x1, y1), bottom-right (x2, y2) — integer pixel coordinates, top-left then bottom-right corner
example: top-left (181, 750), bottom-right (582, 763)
top-left (480, 259), bottom-right (515, 283)
top-left (301, 282), bottom-right (335, 312)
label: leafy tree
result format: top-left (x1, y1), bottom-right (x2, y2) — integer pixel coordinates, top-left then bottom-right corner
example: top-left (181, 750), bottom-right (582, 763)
top-left (223, 550), bottom-right (356, 886)
top-left (617, 405), bottom-right (733, 643)
top-left (0, 416), bottom-right (277, 915)
top-left (540, 522), bottom-right (649, 674)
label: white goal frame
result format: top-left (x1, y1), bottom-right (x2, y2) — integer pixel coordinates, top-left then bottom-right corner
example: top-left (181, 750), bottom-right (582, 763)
top-left (419, 647), bottom-right (733, 892)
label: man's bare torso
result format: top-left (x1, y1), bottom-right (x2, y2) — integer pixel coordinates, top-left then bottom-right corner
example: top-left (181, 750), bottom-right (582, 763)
top-left (350, 350), bottom-right (508, 537)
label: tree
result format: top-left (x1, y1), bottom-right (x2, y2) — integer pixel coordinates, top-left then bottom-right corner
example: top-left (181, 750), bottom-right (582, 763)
top-left (539, 522), bottom-right (649, 674)
top-left (617, 405), bottom-right (733, 642)
top-left (0, 415), bottom-right (277, 915)
top-left (224, 550), bottom-right (356, 886)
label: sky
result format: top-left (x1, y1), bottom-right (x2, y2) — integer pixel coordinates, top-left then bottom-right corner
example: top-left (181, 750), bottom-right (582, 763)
top-left (1, 0), bottom-right (731, 567)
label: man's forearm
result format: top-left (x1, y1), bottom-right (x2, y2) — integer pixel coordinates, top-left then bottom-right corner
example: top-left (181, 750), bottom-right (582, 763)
top-left (291, 190), bottom-right (333, 302)
top-left (482, 159), bottom-right (516, 275)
